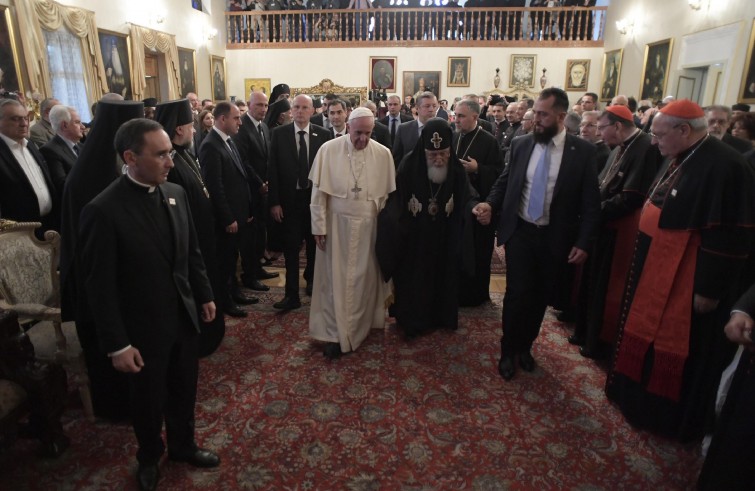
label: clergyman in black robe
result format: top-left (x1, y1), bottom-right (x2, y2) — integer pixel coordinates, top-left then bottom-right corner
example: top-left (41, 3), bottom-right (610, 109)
top-left (377, 118), bottom-right (478, 338)
top-left (157, 99), bottom-right (225, 357)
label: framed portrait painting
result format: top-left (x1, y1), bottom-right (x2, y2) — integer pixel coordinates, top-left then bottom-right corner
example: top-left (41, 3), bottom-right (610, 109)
top-left (402, 71), bottom-right (441, 100)
top-left (244, 78), bottom-right (272, 103)
top-left (177, 47), bottom-right (197, 97)
top-left (447, 57), bottom-right (470, 87)
top-left (640, 38), bottom-right (674, 103)
top-left (600, 49), bottom-right (623, 102)
top-left (0, 6), bottom-right (24, 96)
top-left (739, 19), bottom-right (755, 103)
top-left (98, 29), bottom-right (132, 100)
top-left (210, 55), bottom-right (227, 102)
top-left (370, 57), bottom-right (396, 92)
top-left (510, 54), bottom-right (536, 88)
top-left (565, 59), bottom-right (590, 92)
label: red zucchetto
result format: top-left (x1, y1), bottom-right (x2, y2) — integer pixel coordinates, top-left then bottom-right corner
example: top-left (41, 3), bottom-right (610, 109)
top-left (659, 99), bottom-right (705, 119)
top-left (605, 104), bottom-right (634, 122)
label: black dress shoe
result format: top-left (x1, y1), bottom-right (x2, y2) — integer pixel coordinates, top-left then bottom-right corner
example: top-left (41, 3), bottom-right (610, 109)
top-left (137, 464), bottom-right (159, 491)
top-left (244, 279), bottom-right (270, 291)
top-left (580, 346), bottom-right (606, 360)
top-left (323, 342), bottom-right (342, 359)
top-left (498, 356), bottom-right (516, 381)
top-left (273, 296), bottom-right (301, 310)
top-left (557, 310), bottom-right (576, 322)
top-left (519, 352), bottom-right (536, 372)
top-left (224, 305), bottom-right (247, 318)
top-left (232, 294), bottom-right (259, 305)
top-left (169, 448), bottom-right (220, 468)
top-left (256, 269), bottom-right (279, 280)
top-left (567, 334), bottom-right (584, 346)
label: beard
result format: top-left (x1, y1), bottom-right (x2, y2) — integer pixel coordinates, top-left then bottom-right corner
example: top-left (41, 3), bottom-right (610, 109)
top-left (427, 164), bottom-right (448, 184)
top-left (533, 120), bottom-right (559, 144)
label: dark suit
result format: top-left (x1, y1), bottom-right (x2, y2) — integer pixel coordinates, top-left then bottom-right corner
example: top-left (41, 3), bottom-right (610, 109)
top-left (436, 107), bottom-right (449, 121)
top-left (380, 113), bottom-right (412, 145)
top-left (233, 114), bottom-right (271, 282)
top-left (0, 136), bottom-right (58, 233)
top-left (371, 121), bottom-right (391, 148)
top-left (268, 122), bottom-right (331, 299)
top-left (723, 133), bottom-right (753, 154)
top-left (486, 131), bottom-right (600, 356)
top-left (199, 129), bottom-right (255, 309)
top-left (40, 135), bottom-right (78, 194)
top-left (310, 112), bottom-right (328, 128)
top-left (79, 176), bottom-right (213, 465)
top-left (392, 120), bottom-right (421, 167)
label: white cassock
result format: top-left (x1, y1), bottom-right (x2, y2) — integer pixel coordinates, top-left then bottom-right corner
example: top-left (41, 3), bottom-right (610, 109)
top-left (308, 136), bottom-right (396, 353)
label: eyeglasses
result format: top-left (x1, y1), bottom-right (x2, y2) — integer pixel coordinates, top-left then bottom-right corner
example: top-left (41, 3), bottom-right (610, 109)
top-left (650, 123), bottom-right (685, 140)
top-left (580, 123), bottom-right (597, 129)
top-left (596, 123), bottom-right (613, 131)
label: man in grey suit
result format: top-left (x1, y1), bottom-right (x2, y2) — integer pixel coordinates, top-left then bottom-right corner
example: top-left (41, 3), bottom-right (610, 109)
top-left (29, 98), bottom-right (60, 148)
top-left (474, 88), bottom-right (601, 381)
top-left (392, 91), bottom-right (438, 167)
top-left (40, 105), bottom-right (84, 194)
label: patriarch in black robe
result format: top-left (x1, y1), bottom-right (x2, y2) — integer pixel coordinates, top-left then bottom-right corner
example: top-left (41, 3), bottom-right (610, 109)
top-left (377, 118), bottom-right (478, 338)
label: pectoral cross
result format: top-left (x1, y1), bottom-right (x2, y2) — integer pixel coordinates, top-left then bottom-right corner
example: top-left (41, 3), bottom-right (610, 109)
top-left (351, 184), bottom-right (362, 199)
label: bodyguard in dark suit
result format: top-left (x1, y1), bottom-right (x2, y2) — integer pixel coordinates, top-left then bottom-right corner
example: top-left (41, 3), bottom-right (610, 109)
top-left (392, 92), bottom-right (438, 166)
top-left (200, 102), bottom-right (260, 318)
top-left (310, 93), bottom-right (338, 130)
top-left (79, 119), bottom-right (220, 491)
top-left (0, 99), bottom-right (58, 234)
top-left (268, 94), bottom-right (331, 310)
top-left (40, 105), bottom-right (84, 194)
top-left (380, 95), bottom-right (413, 145)
top-left (474, 88), bottom-right (601, 381)
top-left (233, 91), bottom-right (277, 291)
top-left (360, 100), bottom-right (392, 149)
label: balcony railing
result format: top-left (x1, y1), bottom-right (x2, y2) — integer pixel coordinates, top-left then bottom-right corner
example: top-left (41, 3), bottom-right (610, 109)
top-left (226, 6), bottom-right (606, 48)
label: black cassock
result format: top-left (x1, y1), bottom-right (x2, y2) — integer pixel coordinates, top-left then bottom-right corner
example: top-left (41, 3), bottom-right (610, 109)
top-left (167, 144), bottom-right (225, 357)
top-left (377, 149), bottom-right (478, 336)
top-left (453, 126), bottom-right (503, 306)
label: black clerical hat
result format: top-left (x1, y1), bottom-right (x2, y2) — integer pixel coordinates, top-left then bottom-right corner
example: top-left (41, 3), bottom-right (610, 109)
top-left (489, 95), bottom-right (503, 105)
top-left (733, 103), bottom-right (751, 112)
top-left (270, 84), bottom-right (290, 102)
top-left (421, 118), bottom-right (452, 150)
top-left (154, 99), bottom-right (193, 139)
top-left (142, 97), bottom-right (158, 108)
top-left (504, 96), bottom-right (517, 103)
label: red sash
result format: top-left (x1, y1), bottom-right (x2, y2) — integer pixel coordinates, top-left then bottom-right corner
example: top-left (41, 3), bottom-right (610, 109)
top-left (613, 203), bottom-right (699, 402)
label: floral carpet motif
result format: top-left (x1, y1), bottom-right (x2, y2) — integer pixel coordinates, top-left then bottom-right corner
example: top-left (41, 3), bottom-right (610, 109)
top-left (2, 290), bottom-right (701, 490)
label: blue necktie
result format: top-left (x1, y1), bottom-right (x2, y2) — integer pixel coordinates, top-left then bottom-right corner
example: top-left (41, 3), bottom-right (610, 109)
top-left (527, 142), bottom-right (551, 222)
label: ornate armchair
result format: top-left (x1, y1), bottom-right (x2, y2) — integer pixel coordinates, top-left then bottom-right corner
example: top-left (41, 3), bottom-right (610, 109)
top-left (0, 220), bottom-right (93, 421)
top-left (0, 308), bottom-right (69, 457)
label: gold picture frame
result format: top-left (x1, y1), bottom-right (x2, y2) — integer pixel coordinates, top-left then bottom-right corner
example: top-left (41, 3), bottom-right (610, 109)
top-left (739, 19), bottom-right (755, 103)
top-left (565, 59), bottom-right (590, 92)
top-left (640, 38), bottom-right (674, 103)
top-left (244, 78), bottom-right (272, 102)
top-left (0, 6), bottom-right (24, 96)
top-left (210, 55), bottom-right (227, 102)
top-left (447, 57), bottom-right (471, 87)
top-left (98, 29), bottom-right (133, 100)
top-left (177, 47), bottom-right (197, 97)
top-left (402, 71), bottom-right (441, 100)
top-left (600, 49), bottom-right (623, 102)
top-left (369, 57), bottom-right (396, 92)
top-left (510, 54), bottom-right (537, 88)
top-left (292, 78), bottom-right (368, 108)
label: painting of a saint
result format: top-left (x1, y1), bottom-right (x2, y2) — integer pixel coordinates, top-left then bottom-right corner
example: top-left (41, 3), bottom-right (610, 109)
top-left (98, 30), bottom-right (132, 100)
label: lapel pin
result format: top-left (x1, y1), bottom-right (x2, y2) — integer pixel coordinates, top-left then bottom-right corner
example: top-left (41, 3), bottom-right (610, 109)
top-left (312, 132), bottom-right (318, 137)
top-left (671, 189), bottom-right (677, 197)
top-left (168, 198), bottom-right (177, 205)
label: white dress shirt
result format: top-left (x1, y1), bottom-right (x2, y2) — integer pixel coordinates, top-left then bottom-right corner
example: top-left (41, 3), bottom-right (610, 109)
top-left (519, 127), bottom-right (566, 226)
top-left (0, 133), bottom-right (53, 216)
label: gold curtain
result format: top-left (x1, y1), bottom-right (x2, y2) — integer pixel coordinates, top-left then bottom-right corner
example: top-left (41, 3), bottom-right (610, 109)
top-left (13, 0), bottom-right (107, 103)
top-left (129, 24), bottom-right (181, 102)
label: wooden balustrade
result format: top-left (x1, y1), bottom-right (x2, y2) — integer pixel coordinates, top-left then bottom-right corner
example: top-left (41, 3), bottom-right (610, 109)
top-left (226, 6), bottom-right (606, 48)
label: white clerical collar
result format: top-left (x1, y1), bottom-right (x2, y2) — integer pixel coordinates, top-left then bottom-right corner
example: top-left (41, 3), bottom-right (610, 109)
top-left (126, 169), bottom-right (157, 193)
top-left (0, 132), bottom-right (27, 149)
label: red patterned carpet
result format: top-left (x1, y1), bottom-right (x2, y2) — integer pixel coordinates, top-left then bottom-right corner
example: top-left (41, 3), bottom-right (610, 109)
top-left (2, 289), bottom-right (702, 490)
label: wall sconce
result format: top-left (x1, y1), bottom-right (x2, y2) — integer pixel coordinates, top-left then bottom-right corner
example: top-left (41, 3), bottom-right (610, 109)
top-left (540, 68), bottom-right (547, 89)
top-left (205, 27), bottom-right (218, 41)
top-left (688, 0), bottom-right (702, 10)
top-left (615, 18), bottom-right (634, 35)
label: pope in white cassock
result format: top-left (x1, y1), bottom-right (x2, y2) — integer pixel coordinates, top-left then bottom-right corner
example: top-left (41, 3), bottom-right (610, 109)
top-left (308, 107), bottom-right (396, 359)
